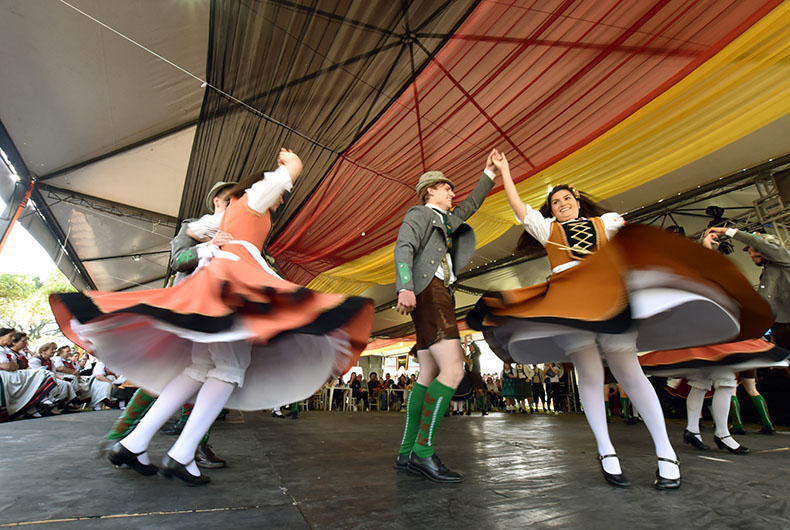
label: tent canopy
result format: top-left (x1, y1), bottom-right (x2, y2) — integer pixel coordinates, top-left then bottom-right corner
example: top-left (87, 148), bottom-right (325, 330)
top-left (1, 0), bottom-right (788, 338)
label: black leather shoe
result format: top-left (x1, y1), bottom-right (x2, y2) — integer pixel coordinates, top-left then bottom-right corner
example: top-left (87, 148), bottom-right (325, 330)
top-left (160, 419), bottom-right (186, 435)
top-left (160, 455), bottom-right (210, 486)
top-left (407, 452), bottom-right (464, 483)
top-left (394, 453), bottom-right (409, 471)
top-left (654, 457), bottom-right (681, 490)
top-left (107, 442), bottom-right (158, 476)
top-left (195, 443), bottom-right (226, 469)
top-left (730, 425), bottom-right (746, 435)
top-left (271, 410), bottom-right (286, 419)
top-left (714, 435), bottom-right (750, 454)
top-left (481, 411), bottom-right (488, 416)
top-left (682, 429), bottom-right (710, 450)
top-left (598, 454), bottom-right (629, 487)
top-left (758, 426), bottom-right (776, 435)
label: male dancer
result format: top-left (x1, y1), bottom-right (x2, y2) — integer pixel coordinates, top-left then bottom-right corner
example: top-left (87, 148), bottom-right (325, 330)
top-left (103, 181), bottom-right (234, 468)
top-left (393, 151), bottom-right (497, 482)
top-left (705, 227), bottom-right (790, 433)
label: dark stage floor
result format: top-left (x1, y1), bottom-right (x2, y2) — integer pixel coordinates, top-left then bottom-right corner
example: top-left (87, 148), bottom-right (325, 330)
top-left (1, 409), bottom-right (788, 529)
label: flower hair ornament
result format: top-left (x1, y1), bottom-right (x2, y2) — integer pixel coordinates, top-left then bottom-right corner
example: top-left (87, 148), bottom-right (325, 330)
top-left (548, 184), bottom-right (580, 199)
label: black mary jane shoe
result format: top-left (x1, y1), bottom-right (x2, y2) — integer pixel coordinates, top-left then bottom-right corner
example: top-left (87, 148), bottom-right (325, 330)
top-left (598, 454), bottom-right (630, 488)
top-left (394, 453), bottom-right (410, 471)
top-left (758, 426), bottom-right (776, 435)
top-left (714, 435), bottom-right (750, 455)
top-left (407, 452), bottom-right (464, 483)
top-left (654, 456), bottom-right (681, 490)
top-left (160, 455), bottom-right (211, 486)
top-left (107, 442), bottom-right (158, 476)
top-left (682, 429), bottom-right (710, 451)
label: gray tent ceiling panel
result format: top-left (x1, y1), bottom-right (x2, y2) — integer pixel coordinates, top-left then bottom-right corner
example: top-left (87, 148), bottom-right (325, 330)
top-left (82, 251), bottom-right (170, 292)
top-left (44, 126), bottom-right (196, 218)
top-left (0, 0), bottom-right (209, 176)
top-left (33, 182), bottom-right (176, 291)
top-left (17, 205), bottom-right (90, 291)
top-left (41, 193), bottom-right (174, 261)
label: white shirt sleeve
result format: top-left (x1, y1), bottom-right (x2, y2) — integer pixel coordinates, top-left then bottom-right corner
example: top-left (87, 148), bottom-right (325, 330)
top-left (92, 361), bottom-right (106, 377)
top-left (517, 203), bottom-right (554, 246)
top-left (27, 357), bottom-right (42, 369)
top-left (601, 212), bottom-right (626, 240)
top-left (0, 350), bottom-right (12, 364)
top-left (51, 356), bottom-right (65, 369)
top-left (187, 212), bottom-right (222, 241)
top-left (246, 165), bottom-right (294, 214)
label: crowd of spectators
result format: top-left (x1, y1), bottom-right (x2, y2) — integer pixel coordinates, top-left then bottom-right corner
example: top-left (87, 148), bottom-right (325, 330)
top-left (317, 363), bottom-right (574, 415)
top-left (0, 327), bottom-right (130, 422)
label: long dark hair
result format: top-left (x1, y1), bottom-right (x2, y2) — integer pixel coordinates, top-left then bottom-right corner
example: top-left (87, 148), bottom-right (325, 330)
top-left (226, 170), bottom-right (267, 201)
top-left (516, 184), bottom-right (608, 255)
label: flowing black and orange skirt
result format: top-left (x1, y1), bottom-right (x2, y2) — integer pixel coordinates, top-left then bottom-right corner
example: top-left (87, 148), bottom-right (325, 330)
top-left (468, 225), bottom-right (772, 364)
top-left (50, 240), bottom-right (374, 410)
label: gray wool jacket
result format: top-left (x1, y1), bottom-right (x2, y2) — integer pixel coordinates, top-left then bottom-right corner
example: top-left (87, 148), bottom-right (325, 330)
top-left (394, 173), bottom-right (494, 295)
top-left (732, 230), bottom-right (790, 323)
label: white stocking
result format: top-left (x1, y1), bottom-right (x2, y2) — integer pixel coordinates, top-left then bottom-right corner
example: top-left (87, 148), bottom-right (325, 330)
top-left (121, 374), bottom-right (201, 463)
top-left (604, 348), bottom-right (679, 479)
top-left (685, 387), bottom-right (706, 443)
top-left (712, 385), bottom-right (740, 449)
top-left (569, 347), bottom-right (621, 475)
top-left (167, 377), bottom-right (235, 476)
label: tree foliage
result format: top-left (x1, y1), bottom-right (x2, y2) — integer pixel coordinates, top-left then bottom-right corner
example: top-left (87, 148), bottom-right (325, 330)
top-left (0, 271), bottom-right (76, 342)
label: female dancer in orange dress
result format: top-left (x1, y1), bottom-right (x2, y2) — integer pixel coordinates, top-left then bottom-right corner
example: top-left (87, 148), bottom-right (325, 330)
top-left (640, 338), bottom-right (788, 455)
top-left (50, 150), bottom-right (374, 485)
top-left (469, 151), bottom-right (771, 489)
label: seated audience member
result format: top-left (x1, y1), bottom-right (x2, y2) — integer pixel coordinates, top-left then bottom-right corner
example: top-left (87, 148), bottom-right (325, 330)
top-left (88, 361), bottom-right (121, 410)
top-left (7, 332), bottom-right (31, 369)
top-left (77, 352), bottom-right (94, 375)
top-left (0, 328), bottom-right (58, 420)
top-left (52, 346), bottom-right (79, 377)
top-left (349, 373), bottom-right (369, 411)
top-left (331, 376), bottom-right (346, 410)
top-left (30, 342), bottom-right (81, 411)
top-left (368, 372), bottom-right (387, 410)
top-left (391, 374), bottom-right (408, 411)
top-left (51, 345), bottom-right (91, 403)
top-left (27, 342), bottom-right (56, 370)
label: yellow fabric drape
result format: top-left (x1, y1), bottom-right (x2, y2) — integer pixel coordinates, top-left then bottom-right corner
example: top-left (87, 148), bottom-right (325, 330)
top-left (308, 3), bottom-right (790, 295)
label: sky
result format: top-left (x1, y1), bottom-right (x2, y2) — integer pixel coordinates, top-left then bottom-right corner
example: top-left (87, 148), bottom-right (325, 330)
top-left (0, 213), bottom-right (58, 279)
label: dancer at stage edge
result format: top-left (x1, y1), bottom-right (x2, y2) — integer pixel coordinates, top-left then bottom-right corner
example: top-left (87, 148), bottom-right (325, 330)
top-left (704, 226), bottom-right (790, 433)
top-left (50, 149), bottom-right (374, 486)
top-left (639, 339), bottom-right (789, 455)
top-left (101, 180), bottom-right (235, 469)
top-left (393, 151), bottom-right (498, 483)
top-left (468, 151), bottom-right (772, 489)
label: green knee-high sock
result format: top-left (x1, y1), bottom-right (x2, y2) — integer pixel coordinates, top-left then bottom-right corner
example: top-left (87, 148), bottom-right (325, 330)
top-left (106, 389), bottom-right (157, 440)
top-left (398, 383), bottom-right (428, 455)
top-left (619, 397), bottom-right (631, 419)
top-left (605, 400), bottom-right (611, 418)
top-left (751, 395), bottom-right (774, 429)
top-left (730, 395), bottom-right (744, 429)
top-left (477, 395), bottom-right (486, 412)
top-left (412, 380), bottom-right (455, 458)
